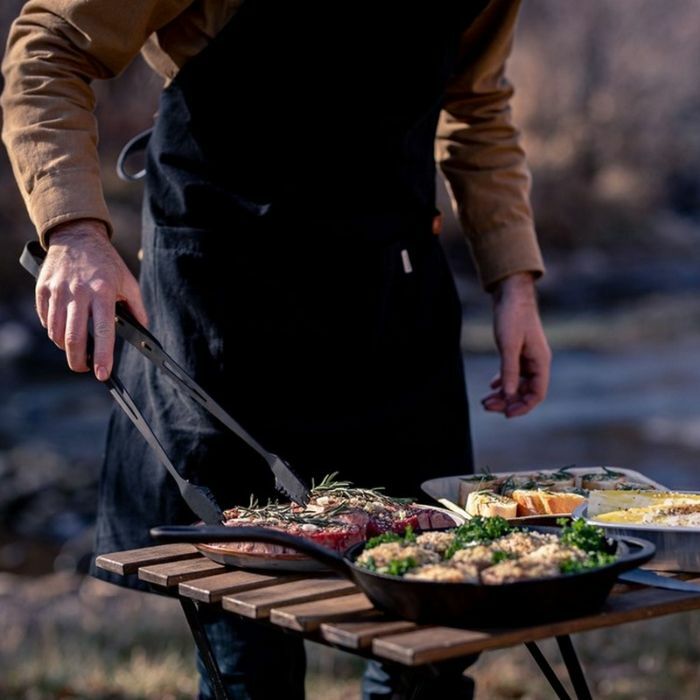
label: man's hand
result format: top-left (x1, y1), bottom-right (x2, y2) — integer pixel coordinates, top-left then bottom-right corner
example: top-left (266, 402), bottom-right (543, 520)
top-left (481, 272), bottom-right (551, 418)
top-left (36, 219), bottom-right (148, 381)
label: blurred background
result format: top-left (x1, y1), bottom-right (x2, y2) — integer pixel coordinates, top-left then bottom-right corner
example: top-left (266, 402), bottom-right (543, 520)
top-left (2, 1), bottom-right (700, 697)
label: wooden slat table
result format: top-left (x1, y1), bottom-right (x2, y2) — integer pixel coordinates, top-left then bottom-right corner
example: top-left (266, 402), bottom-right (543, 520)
top-left (96, 545), bottom-right (700, 700)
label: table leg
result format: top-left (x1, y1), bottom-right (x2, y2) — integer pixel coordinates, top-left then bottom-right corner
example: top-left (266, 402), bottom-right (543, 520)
top-left (556, 635), bottom-right (593, 700)
top-left (179, 598), bottom-right (230, 700)
top-left (524, 642), bottom-right (572, 700)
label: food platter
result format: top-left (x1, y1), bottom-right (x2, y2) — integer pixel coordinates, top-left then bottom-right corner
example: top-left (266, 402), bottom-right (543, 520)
top-left (421, 466), bottom-right (667, 523)
top-left (196, 504), bottom-right (464, 572)
top-left (574, 491), bottom-right (700, 572)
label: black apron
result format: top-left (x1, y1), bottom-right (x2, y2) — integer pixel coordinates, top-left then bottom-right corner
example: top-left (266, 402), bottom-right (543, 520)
top-left (93, 0), bottom-right (485, 580)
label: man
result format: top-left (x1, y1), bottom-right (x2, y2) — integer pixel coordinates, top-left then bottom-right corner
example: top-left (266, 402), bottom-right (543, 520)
top-left (2, 0), bottom-right (551, 697)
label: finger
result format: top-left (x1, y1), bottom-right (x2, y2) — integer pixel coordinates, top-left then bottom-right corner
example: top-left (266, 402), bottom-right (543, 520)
top-left (482, 396), bottom-right (507, 413)
top-left (46, 286), bottom-right (68, 350)
top-left (64, 298), bottom-right (90, 372)
top-left (527, 363), bottom-right (550, 405)
top-left (91, 294), bottom-right (116, 381)
top-left (489, 374), bottom-right (502, 390)
top-left (499, 342), bottom-right (522, 398)
top-left (121, 274), bottom-right (149, 327)
top-left (35, 282), bottom-right (50, 328)
top-left (505, 401), bottom-right (532, 418)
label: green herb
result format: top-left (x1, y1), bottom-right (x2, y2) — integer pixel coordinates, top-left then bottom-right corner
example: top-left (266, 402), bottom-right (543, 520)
top-left (365, 532), bottom-right (401, 549)
top-left (499, 476), bottom-right (537, 495)
top-left (385, 557), bottom-right (417, 576)
top-left (235, 496), bottom-right (349, 527)
top-left (581, 466), bottom-right (624, 482)
top-left (444, 516), bottom-right (513, 559)
top-left (311, 473), bottom-right (413, 505)
top-left (362, 556), bottom-right (377, 573)
top-left (557, 517), bottom-right (609, 553)
top-left (366, 524), bottom-right (416, 550)
top-left (491, 550), bottom-right (513, 564)
top-left (559, 551), bottom-right (616, 574)
top-left (540, 466), bottom-right (575, 481)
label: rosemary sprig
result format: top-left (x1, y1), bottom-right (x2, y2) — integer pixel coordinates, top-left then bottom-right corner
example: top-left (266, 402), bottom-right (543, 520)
top-left (311, 472), bottom-right (413, 505)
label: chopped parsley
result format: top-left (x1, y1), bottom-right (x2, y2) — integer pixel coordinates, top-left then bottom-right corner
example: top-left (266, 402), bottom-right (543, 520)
top-left (362, 556), bottom-right (377, 572)
top-left (444, 516), bottom-right (513, 559)
top-left (491, 550), bottom-right (513, 564)
top-left (558, 517), bottom-right (610, 553)
top-left (385, 556), bottom-right (418, 577)
top-left (560, 551), bottom-right (616, 574)
top-left (366, 524), bottom-right (416, 550)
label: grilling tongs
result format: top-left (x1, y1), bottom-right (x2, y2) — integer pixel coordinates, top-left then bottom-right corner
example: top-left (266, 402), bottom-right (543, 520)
top-left (20, 241), bottom-right (311, 524)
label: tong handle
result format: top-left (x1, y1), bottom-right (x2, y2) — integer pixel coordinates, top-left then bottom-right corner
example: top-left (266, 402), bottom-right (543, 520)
top-left (20, 241), bottom-right (162, 349)
top-left (19, 241), bottom-right (224, 524)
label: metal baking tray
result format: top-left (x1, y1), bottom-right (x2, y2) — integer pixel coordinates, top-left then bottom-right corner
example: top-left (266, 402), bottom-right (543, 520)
top-left (574, 497), bottom-right (700, 572)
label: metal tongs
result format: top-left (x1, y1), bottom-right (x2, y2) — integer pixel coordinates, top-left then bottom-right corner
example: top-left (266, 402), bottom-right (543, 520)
top-left (20, 241), bottom-right (311, 524)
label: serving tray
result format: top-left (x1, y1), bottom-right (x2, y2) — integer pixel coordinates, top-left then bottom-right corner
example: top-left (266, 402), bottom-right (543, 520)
top-left (574, 496), bottom-right (700, 572)
top-left (421, 466), bottom-right (668, 524)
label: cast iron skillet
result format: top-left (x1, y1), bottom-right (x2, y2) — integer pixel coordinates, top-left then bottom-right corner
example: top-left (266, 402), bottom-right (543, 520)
top-left (150, 525), bottom-right (655, 627)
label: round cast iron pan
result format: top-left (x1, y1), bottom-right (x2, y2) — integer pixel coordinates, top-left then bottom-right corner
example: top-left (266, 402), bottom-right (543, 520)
top-left (150, 524), bottom-right (655, 627)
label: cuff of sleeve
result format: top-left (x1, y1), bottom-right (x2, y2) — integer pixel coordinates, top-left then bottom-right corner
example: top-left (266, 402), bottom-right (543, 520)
top-left (468, 225), bottom-right (546, 291)
top-left (28, 169), bottom-right (113, 249)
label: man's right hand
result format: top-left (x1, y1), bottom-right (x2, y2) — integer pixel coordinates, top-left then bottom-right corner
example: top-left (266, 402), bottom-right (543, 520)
top-left (36, 219), bottom-right (148, 381)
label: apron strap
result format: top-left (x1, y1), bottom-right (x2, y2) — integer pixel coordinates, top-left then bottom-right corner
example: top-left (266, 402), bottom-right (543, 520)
top-left (116, 128), bottom-right (153, 182)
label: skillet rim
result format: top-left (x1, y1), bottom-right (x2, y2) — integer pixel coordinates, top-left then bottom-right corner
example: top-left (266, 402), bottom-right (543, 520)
top-left (342, 524), bottom-right (651, 588)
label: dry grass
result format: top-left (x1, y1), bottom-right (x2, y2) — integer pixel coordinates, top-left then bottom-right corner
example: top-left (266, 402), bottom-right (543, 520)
top-left (2, 572), bottom-right (700, 699)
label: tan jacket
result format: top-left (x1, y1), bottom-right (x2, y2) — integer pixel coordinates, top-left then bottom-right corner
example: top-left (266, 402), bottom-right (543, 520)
top-left (1, 0), bottom-right (544, 288)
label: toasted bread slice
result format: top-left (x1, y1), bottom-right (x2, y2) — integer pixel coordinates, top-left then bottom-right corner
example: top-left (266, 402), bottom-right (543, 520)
top-left (540, 491), bottom-right (585, 515)
top-left (466, 490), bottom-right (518, 519)
top-left (511, 489), bottom-right (585, 516)
top-left (511, 489), bottom-right (542, 516)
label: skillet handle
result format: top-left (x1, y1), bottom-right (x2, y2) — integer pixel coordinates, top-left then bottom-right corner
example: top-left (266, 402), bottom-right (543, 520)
top-left (614, 535), bottom-right (656, 570)
top-left (150, 525), bottom-right (354, 578)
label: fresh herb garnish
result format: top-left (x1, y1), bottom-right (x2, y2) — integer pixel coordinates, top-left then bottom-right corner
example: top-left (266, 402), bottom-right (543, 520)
top-left (362, 556), bottom-right (377, 573)
top-left (234, 496), bottom-right (349, 527)
top-left (491, 550), bottom-right (513, 564)
top-left (444, 516), bottom-right (513, 559)
top-left (366, 524), bottom-right (416, 549)
top-left (557, 517), bottom-right (609, 553)
top-left (559, 551), bottom-right (616, 574)
top-left (540, 466), bottom-right (575, 481)
top-left (311, 473), bottom-right (413, 505)
top-left (385, 556), bottom-right (417, 576)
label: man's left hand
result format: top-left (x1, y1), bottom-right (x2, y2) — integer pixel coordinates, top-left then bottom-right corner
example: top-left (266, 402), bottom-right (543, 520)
top-left (481, 272), bottom-right (551, 418)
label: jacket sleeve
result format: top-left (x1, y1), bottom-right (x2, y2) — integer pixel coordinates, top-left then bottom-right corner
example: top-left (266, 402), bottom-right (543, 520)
top-left (437, 0), bottom-right (545, 289)
top-left (1, 0), bottom-right (191, 246)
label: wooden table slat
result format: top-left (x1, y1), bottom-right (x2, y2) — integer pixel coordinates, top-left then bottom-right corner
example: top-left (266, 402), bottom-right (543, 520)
top-left (372, 587), bottom-right (700, 666)
top-left (138, 558), bottom-right (225, 587)
top-left (178, 571), bottom-right (297, 603)
top-left (222, 577), bottom-right (358, 619)
top-left (95, 544), bottom-right (200, 576)
top-left (321, 619), bottom-right (419, 649)
top-left (270, 592), bottom-right (376, 632)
